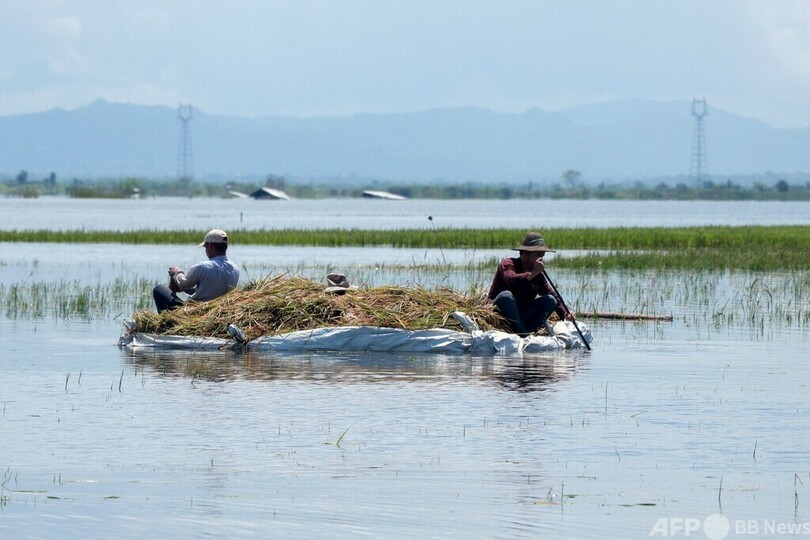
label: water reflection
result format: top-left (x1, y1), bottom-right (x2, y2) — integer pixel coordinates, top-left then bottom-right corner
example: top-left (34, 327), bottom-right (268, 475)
top-left (123, 348), bottom-right (586, 392)
top-left (492, 352), bottom-right (589, 392)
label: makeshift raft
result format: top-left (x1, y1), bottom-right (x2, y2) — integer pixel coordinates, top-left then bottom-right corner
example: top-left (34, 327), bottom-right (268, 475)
top-left (117, 275), bottom-right (592, 356)
top-left (118, 314), bottom-right (592, 356)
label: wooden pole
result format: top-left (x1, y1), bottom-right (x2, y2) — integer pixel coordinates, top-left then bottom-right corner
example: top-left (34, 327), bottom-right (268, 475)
top-left (542, 270), bottom-right (591, 351)
top-left (578, 312), bottom-right (673, 322)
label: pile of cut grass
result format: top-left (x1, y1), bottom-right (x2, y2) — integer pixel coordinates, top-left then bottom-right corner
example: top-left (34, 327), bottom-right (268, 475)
top-left (134, 274), bottom-right (509, 340)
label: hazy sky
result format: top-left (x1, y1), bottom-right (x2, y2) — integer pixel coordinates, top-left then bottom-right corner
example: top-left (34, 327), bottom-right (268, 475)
top-left (2, 1), bottom-right (810, 127)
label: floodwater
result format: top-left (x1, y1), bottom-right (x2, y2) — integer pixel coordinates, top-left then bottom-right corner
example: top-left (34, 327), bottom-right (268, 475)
top-left (1, 198), bottom-right (809, 539)
top-left (1, 196), bottom-right (809, 230)
top-left (2, 315), bottom-right (808, 539)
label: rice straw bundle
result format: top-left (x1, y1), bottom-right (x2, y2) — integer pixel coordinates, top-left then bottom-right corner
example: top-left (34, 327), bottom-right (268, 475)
top-left (134, 274), bottom-right (509, 340)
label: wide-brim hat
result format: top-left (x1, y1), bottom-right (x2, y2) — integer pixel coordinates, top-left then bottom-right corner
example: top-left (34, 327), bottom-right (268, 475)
top-left (512, 232), bottom-right (555, 252)
top-left (324, 273), bottom-right (359, 294)
top-left (198, 229), bottom-right (228, 246)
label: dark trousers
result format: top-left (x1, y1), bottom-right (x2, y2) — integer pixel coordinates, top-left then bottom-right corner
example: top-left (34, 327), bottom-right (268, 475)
top-left (153, 284), bottom-right (185, 313)
top-left (492, 291), bottom-right (557, 335)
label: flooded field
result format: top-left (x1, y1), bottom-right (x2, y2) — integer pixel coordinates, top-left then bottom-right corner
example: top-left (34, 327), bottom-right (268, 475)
top-left (2, 196), bottom-right (810, 231)
top-left (2, 264), bottom-right (809, 538)
top-left (1, 198), bottom-right (809, 538)
top-left (1, 316), bottom-right (808, 538)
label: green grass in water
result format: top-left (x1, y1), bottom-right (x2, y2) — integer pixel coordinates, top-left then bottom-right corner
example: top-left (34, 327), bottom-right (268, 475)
top-left (1, 225), bottom-right (808, 270)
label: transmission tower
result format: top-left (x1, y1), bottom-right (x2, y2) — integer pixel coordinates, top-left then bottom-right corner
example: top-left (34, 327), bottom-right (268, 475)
top-left (689, 98), bottom-right (708, 188)
top-left (177, 104), bottom-right (194, 183)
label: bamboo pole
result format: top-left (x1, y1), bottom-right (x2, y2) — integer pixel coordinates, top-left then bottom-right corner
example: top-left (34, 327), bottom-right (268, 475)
top-left (542, 270), bottom-right (591, 351)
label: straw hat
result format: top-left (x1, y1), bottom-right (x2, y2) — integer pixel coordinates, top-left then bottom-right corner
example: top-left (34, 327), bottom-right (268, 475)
top-left (324, 273), bottom-right (359, 294)
top-left (511, 232), bottom-right (555, 252)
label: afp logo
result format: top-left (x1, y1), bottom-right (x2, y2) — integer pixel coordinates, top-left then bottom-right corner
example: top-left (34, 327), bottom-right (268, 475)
top-left (649, 514), bottom-right (730, 539)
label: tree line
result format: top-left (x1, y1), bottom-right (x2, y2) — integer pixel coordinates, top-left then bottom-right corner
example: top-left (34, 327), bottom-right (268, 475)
top-left (2, 170), bottom-right (809, 201)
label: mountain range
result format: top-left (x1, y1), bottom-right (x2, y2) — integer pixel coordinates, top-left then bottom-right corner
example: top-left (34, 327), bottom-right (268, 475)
top-left (1, 98), bottom-right (808, 183)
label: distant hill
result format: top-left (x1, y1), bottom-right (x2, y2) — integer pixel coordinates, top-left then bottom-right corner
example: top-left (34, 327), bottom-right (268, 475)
top-left (1, 98), bottom-right (808, 182)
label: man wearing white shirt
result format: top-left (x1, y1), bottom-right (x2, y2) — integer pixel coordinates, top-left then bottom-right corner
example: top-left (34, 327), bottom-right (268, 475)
top-left (153, 229), bottom-right (240, 313)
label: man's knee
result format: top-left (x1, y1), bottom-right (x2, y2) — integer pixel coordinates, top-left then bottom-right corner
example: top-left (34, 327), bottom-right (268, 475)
top-left (537, 294), bottom-right (557, 312)
top-left (153, 284), bottom-right (181, 313)
top-left (493, 290), bottom-right (516, 306)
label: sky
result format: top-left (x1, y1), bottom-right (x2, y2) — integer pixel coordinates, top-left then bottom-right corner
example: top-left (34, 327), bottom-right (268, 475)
top-left (1, 1), bottom-right (810, 128)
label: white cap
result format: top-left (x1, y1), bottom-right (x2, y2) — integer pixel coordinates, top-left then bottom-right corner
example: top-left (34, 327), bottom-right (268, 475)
top-left (199, 229), bottom-right (228, 246)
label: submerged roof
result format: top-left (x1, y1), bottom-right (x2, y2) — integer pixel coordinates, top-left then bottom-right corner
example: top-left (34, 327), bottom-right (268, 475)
top-left (250, 187), bottom-right (290, 200)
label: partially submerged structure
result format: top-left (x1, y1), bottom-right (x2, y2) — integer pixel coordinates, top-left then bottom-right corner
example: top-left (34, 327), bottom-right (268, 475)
top-left (250, 187), bottom-right (290, 200)
top-left (361, 190), bottom-right (407, 200)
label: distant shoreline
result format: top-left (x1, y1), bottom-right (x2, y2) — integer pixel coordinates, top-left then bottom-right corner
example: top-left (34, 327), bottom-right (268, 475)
top-left (3, 179), bottom-right (810, 201)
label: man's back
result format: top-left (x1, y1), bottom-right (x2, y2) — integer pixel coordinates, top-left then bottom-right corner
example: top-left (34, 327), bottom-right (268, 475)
top-left (185, 256), bottom-right (240, 301)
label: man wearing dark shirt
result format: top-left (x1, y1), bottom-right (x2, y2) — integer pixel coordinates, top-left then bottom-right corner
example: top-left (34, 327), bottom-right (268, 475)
top-left (487, 231), bottom-right (573, 335)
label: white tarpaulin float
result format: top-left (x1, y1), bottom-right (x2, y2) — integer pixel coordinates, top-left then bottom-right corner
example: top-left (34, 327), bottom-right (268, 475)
top-left (118, 312), bottom-right (592, 356)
